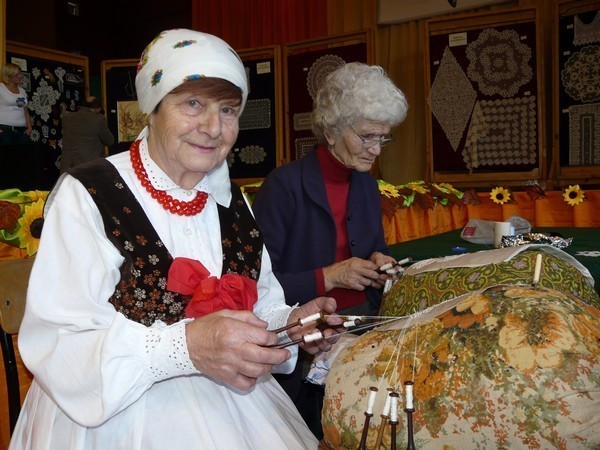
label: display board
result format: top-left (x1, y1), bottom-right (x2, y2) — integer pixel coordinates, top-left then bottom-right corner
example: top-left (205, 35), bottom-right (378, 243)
top-left (101, 59), bottom-right (141, 156)
top-left (4, 41), bottom-right (89, 189)
top-left (424, 7), bottom-right (545, 186)
top-left (553, 0), bottom-right (600, 184)
top-left (101, 46), bottom-right (283, 183)
top-left (231, 46), bottom-right (283, 183)
top-left (284, 31), bottom-right (372, 162)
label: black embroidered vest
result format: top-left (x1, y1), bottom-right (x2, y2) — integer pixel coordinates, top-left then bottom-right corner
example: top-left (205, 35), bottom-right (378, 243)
top-left (69, 158), bottom-right (262, 326)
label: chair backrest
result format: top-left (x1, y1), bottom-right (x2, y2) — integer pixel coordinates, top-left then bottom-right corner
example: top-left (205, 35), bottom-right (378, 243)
top-left (0, 257), bottom-right (35, 436)
top-left (0, 258), bottom-right (34, 335)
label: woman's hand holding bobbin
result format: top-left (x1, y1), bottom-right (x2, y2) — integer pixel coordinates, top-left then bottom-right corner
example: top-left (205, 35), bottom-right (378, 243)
top-left (185, 310), bottom-right (290, 391)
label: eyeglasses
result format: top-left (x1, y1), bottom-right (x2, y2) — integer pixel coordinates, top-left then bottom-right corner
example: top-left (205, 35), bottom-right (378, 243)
top-left (350, 124), bottom-right (395, 148)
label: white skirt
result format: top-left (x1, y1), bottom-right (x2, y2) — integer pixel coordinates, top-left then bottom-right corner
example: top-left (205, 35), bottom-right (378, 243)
top-left (9, 374), bottom-right (318, 450)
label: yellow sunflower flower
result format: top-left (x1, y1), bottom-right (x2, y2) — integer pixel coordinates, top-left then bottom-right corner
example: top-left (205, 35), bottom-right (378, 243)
top-left (563, 185), bottom-right (585, 206)
top-left (26, 190), bottom-right (49, 203)
top-left (490, 186), bottom-right (511, 205)
top-left (15, 198), bottom-right (45, 256)
top-left (499, 310), bottom-right (575, 373)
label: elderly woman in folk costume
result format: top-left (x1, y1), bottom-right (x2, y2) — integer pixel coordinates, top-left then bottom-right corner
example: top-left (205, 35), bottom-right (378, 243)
top-left (9, 29), bottom-right (342, 450)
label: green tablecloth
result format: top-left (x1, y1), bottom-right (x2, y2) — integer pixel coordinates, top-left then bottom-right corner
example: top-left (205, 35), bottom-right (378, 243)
top-left (389, 227), bottom-right (600, 294)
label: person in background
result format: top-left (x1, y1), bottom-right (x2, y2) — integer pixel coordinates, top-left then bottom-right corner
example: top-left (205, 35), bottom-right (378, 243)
top-left (252, 62), bottom-right (409, 438)
top-left (9, 29), bottom-right (344, 450)
top-left (0, 63), bottom-right (32, 145)
top-left (60, 95), bottom-right (115, 173)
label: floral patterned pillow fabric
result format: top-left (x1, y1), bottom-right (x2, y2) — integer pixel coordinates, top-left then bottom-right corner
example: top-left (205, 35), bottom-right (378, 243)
top-left (322, 285), bottom-right (600, 449)
top-left (381, 249), bottom-right (600, 316)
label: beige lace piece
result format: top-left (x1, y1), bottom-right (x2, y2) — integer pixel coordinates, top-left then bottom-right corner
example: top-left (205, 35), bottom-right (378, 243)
top-left (306, 54), bottom-right (345, 101)
top-left (574, 12), bottom-right (600, 46)
top-left (466, 28), bottom-right (533, 98)
top-left (462, 96), bottom-right (537, 169)
top-left (239, 98), bottom-right (272, 131)
top-left (561, 45), bottom-right (600, 102)
top-left (295, 136), bottom-right (318, 160)
top-left (428, 46), bottom-right (477, 151)
top-left (568, 103), bottom-right (600, 166)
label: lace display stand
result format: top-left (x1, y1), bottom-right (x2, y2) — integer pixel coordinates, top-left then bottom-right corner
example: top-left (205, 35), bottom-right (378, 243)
top-left (424, 6), bottom-right (545, 187)
top-left (283, 31), bottom-right (372, 163)
top-left (552, 0), bottom-right (600, 186)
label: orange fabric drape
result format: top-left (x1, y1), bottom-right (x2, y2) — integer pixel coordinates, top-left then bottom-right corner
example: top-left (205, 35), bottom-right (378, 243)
top-left (191, 0), bottom-right (328, 49)
top-left (383, 190), bottom-right (600, 245)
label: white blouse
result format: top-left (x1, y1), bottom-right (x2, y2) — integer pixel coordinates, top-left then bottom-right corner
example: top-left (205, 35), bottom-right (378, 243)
top-left (9, 137), bottom-right (317, 450)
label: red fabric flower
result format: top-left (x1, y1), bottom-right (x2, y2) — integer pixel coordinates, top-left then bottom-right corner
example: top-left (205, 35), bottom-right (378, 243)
top-left (167, 257), bottom-right (258, 318)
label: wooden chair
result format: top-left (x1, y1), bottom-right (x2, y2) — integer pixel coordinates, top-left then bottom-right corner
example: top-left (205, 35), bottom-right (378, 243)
top-left (0, 257), bottom-right (34, 435)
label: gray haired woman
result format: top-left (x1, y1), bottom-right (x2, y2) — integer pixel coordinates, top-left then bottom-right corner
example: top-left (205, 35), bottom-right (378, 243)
top-left (253, 61), bottom-right (408, 438)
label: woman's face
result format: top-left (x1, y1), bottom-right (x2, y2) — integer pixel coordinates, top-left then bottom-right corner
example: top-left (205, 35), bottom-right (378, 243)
top-left (327, 120), bottom-right (391, 172)
top-left (146, 90), bottom-right (240, 189)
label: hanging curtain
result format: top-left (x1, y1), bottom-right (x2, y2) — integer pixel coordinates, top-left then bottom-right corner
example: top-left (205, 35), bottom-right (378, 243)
top-left (191, 0), bottom-right (327, 49)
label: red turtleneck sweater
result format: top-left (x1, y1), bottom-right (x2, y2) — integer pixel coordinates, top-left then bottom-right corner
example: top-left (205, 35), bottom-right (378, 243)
top-left (315, 145), bottom-right (367, 310)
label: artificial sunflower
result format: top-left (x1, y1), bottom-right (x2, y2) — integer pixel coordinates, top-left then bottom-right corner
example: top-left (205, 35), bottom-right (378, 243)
top-left (490, 186), bottom-right (511, 205)
top-left (563, 184), bottom-right (585, 206)
top-left (15, 198), bottom-right (45, 256)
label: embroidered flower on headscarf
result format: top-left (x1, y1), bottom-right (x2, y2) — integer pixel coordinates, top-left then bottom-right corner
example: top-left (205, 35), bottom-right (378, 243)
top-left (563, 185), bottom-right (585, 206)
top-left (490, 186), bottom-right (511, 205)
top-left (174, 40), bottom-right (196, 49)
top-left (151, 69), bottom-right (163, 86)
top-left (184, 74), bottom-right (204, 82)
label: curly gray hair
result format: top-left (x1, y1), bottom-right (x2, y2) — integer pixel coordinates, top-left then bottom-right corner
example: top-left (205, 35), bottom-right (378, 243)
top-left (311, 62), bottom-right (408, 144)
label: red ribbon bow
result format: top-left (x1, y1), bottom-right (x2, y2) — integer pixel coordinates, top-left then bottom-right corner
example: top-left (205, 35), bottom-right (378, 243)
top-left (167, 257), bottom-right (258, 319)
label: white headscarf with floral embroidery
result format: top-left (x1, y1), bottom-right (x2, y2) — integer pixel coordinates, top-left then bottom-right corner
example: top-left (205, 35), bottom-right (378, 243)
top-left (135, 29), bottom-right (248, 115)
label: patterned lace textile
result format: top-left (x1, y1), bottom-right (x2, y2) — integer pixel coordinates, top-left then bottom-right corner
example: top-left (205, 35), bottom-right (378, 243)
top-left (574, 11), bottom-right (600, 46)
top-left (69, 158), bottom-right (263, 326)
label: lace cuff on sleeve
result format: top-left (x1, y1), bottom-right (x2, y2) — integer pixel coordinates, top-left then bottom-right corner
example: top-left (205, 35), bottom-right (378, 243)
top-left (144, 320), bottom-right (197, 382)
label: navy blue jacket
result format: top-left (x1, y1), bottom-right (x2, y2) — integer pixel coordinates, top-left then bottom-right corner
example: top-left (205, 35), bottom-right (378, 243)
top-left (252, 146), bottom-right (389, 310)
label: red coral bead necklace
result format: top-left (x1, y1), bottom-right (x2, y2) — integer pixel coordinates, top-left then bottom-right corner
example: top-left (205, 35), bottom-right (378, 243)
top-left (130, 140), bottom-right (208, 216)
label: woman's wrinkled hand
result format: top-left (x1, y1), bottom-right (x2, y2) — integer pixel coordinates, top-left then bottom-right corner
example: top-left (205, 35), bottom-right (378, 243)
top-left (185, 309), bottom-right (291, 391)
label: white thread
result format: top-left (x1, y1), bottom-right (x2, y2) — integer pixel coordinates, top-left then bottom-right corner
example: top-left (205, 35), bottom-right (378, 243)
top-left (303, 330), bottom-right (323, 343)
top-left (383, 278), bottom-right (393, 294)
top-left (390, 394), bottom-right (399, 421)
top-left (299, 312), bottom-right (322, 325)
top-left (343, 319), bottom-right (359, 328)
top-left (366, 387), bottom-right (378, 414)
top-left (397, 257), bottom-right (411, 266)
top-left (405, 383), bottom-right (414, 410)
top-left (533, 253), bottom-right (542, 285)
top-left (382, 390), bottom-right (393, 416)
top-left (379, 262), bottom-right (393, 271)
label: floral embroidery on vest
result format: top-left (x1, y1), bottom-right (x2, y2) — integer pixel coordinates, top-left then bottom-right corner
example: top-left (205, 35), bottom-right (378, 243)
top-left (69, 158), bottom-right (262, 326)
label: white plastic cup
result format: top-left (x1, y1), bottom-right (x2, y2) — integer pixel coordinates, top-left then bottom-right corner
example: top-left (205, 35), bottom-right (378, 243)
top-left (494, 221), bottom-right (512, 248)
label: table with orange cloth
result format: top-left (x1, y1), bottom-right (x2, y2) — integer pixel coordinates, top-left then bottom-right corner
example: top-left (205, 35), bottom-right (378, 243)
top-left (383, 190), bottom-right (600, 246)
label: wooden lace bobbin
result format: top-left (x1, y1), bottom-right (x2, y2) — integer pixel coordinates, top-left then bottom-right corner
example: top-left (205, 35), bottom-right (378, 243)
top-left (388, 391), bottom-right (400, 450)
top-left (272, 311), bottom-right (324, 334)
top-left (374, 387), bottom-right (394, 449)
top-left (404, 381), bottom-right (416, 450)
top-left (356, 386), bottom-right (378, 450)
top-left (533, 253), bottom-right (543, 287)
top-left (270, 329), bottom-right (324, 349)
